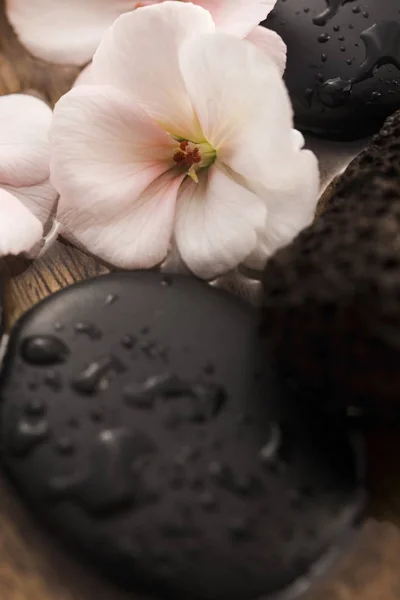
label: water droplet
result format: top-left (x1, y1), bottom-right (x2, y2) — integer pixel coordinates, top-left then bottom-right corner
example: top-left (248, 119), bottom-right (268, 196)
top-left (74, 322), bottom-right (102, 339)
top-left (121, 335), bottom-right (136, 349)
top-left (44, 369), bottom-right (62, 391)
top-left (55, 437), bottom-right (74, 455)
top-left (313, 0), bottom-right (356, 26)
top-left (318, 33), bottom-right (331, 43)
top-left (105, 293), bottom-right (118, 305)
top-left (25, 398), bottom-right (46, 417)
top-left (161, 275), bottom-right (173, 287)
top-left (72, 355), bottom-right (125, 395)
top-left (21, 336), bottom-right (69, 366)
top-left (259, 425), bottom-right (281, 464)
top-left (124, 372), bottom-right (175, 409)
top-left (7, 419), bottom-right (49, 456)
top-left (48, 428), bottom-right (157, 513)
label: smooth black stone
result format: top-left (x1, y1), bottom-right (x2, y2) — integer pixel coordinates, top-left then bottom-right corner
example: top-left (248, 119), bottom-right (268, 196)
top-left (261, 109), bottom-right (400, 419)
top-left (265, 0), bottom-right (400, 140)
top-left (0, 272), bottom-right (365, 600)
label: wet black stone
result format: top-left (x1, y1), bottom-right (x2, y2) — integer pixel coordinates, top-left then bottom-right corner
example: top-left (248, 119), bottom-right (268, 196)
top-left (0, 272), bottom-right (365, 600)
top-left (265, 0), bottom-right (400, 139)
top-left (262, 109), bottom-right (400, 419)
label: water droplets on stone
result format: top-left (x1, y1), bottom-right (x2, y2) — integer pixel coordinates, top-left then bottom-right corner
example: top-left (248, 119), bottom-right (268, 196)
top-left (55, 436), bottom-right (75, 455)
top-left (105, 293), bottom-right (118, 306)
top-left (44, 369), bottom-right (62, 391)
top-left (259, 424), bottom-right (281, 464)
top-left (316, 22), bottom-right (400, 108)
top-left (48, 428), bottom-right (157, 513)
top-left (124, 373), bottom-right (226, 423)
top-left (7, 419), bottom-right (49, 456)
top-left (72, 355), bottom-right (126, 395)
top-left (121, 335), bottom-right (136, 349)
top-left (25, 398), bottom-right (46, 417)
top-left (74, 322), bottom-right (102, 340)
top-left (21, 336), bottom-right (69, 366)
top-left (313, 0), bottom-right (356, 27)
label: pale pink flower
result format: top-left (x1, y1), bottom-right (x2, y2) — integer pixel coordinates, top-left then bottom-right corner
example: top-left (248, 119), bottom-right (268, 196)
top-left (6, 0), bottom-right (285, 72)
top-left (0, 94), bottom-right (58, 257)
top-left (50, 2), bottom-right (318, 279)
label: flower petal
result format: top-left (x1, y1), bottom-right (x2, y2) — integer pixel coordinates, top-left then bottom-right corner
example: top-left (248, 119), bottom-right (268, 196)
top-left (195, 0), bottom-right (276, 37)
top-left (179, 32), bottom-right (294, 184)
top-left (245, 26), bottom-right (286, 75)
top-left (245, 149), bottom-right (320, 270)
top-left (91, 2), bottom-right (215, 141)
top-left (51, 85), bottom-right (177, 211)
top-left (0, 187), bottom-right (43, 256)
top-left (61, 170), bottom-right (183, 269)
top-left (5, 0), bottom-right (134, 65)
top-left (0, 94), bottom-right (52, 187)
top-left (174, 161), bottom-right (267, 280)
top-left (73, 64), bottom-right (94, 87)
top-left (4, 179), bottom-right (58, 229)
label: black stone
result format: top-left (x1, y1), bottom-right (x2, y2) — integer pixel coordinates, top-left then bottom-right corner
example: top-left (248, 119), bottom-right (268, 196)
top-left (262, 109), bottom-right (400, 419)
top-left (0, 272), bottom-right (365, 600)
top-left (265, 0), bottom-right (400, 139)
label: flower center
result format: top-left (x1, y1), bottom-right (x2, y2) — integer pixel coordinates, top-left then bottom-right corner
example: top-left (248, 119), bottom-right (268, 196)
top-left (173, 140), bottom-right (216, 183)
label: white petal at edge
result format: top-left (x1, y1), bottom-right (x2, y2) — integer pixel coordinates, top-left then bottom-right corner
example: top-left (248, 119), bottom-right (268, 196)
top-left (0, 94), bottom-right (52, 187)
top-left (245, 26), bottom-right (286, 76)
top-left (6, 0), bottom-right (134, 65)
top-left (91, 3), bottom-right (215, 141)
top-left (0, 187), bottom-right (43, 256)
top-left (174, 161), bottom-right (267, 280)
top-left (4, 178), bottom-right (59, 228)
top-left (60, 170), bottom-right (184, 269)
top-left (196, 0), bottom-right (276, 37)
top-left (245, 149), bottom-right (320, 270)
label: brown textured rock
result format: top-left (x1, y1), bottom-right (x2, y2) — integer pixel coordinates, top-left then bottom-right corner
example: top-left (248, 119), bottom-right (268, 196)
top-left (261, 109), bottom-right (400, 419)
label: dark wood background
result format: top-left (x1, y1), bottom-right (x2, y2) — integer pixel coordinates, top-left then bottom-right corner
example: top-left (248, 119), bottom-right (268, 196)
top-left (1, 1), bottom-right (400, 598)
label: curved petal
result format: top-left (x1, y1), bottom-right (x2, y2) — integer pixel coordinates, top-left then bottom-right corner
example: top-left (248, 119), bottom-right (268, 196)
top-left (61, 170), bottom-right (184, 269)
top-left (51, 85), bottom-right (177, 214)
top-left (174, 161), bottom-right (266, 280)
top-left (179, 32), bottom-right (294, 185)
top-left (0, 94), bottom-right (52, 187)
top-left (245, 149), bottom-right (320, 270)
top-left (0, 187), bottom-right (43, 256)
top-left (195, 0), bottom-right (276, 37)
top-left (4, 179), bottom-right (58, 228)
top-left (245, 26), bottom-right (286, 75)
top-left (73, 64), bottom-right (94, 87)
top-left (91, 2), bottom-right (215, 141)
top-left (5, 0), bottom-right (134, 65)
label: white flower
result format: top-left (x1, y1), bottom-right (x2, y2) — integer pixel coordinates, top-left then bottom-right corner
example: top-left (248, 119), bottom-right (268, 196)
top-left (0, 94), bottom-right (58, 257)
top-left (5, 0), bottom-right (285, 70)
top-left (50, 2), bottom-right (319, 279)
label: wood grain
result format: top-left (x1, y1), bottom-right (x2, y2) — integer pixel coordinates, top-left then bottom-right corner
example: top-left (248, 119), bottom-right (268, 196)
top-left (1, 1), bottom-right (400, 599)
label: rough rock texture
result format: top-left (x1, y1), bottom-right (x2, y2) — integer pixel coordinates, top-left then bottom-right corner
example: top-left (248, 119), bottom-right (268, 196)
top-left (261, 109), bottom-right (400, 418)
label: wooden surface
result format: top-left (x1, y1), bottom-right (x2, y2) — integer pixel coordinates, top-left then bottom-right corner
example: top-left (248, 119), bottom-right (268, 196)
top-left (1, 2), bottom-right (400, 599)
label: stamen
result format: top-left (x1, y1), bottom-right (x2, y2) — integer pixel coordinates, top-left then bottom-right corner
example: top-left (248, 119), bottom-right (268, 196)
top-left (172, 139), bottom-right (216, 183)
